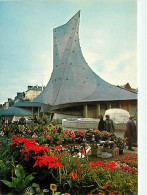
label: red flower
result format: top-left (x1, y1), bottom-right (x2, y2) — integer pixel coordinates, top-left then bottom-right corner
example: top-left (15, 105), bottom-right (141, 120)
top-left (53, 129), bottom-right (57, 132)
top-left (71, 135), bottom-right (76, 139)
top-left (69, 172), bottom-right (78, 180)
top-left (24, 154), bottom-right (29, 161)
top-left (113, 191), bottom-right (121, 194)
top-left (11, 137), bottom-right (27, 146)
top-left (59, 152), bottom-right (65, 158)
top-left (89, 160), bottom-right (116, 171)
top-left (12, 137), bottom-right (49, 161)
top-left (12, 135), bottom-right (17, 140)
top-left (76, 157), bottom-right (81, 177)
top-left (80, 150), bottom-right (85, 155)
top-left (33, 155), bottom-right (64, 169)
top-left (56, 141), bottom-right (60, 144)
top-left (54, 145), bottom-right (61, 150)
top-left (103, 184), bottom-right (113, 189)
top-left (63, 132), bottom-right (68, 137)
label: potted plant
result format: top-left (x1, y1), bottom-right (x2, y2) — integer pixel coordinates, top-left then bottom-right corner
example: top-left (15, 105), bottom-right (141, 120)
top-left (100, 131), bottom-right (111, 141)
top-left (114, 137), bottom-right (125, 155)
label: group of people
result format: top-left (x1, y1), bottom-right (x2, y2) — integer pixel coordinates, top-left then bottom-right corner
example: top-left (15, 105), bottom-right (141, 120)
top-left (98, 114), bottom-right (115, 133)
top-left (98, 114), bottom-right (137, 151)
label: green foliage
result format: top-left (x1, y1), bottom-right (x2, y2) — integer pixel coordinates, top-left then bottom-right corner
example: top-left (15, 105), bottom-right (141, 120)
top-left (37, 115), bottom-right (50, 125)
top-left (58, 152), bottom-right (138, 194)
top-left (0, 160), bottom-right (12, 179)
top-left (52, 119), bottom-right (62, 125)
top-left (1, 164), bottom-right (38, 193)
top-left (0, 135), bottom-right (12, 180)
top-left (114, 137), bottom-right (125, 150)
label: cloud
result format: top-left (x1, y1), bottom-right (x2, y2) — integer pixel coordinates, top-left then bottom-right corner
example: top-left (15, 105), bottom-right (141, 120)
top-left (102, 50), bottom-right (136, 72)
top-left (94, 50), bottom-right (137, 88)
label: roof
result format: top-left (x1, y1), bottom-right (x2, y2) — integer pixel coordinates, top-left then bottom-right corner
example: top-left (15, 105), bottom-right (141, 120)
top-left (0, 106), bottom-right (37, 116)
top-left (13, 101), bottom-right (42, 108)
top-left (26, 86), bottom-right (42, 92)
top-left (33, 11), bottom-right (137, 107)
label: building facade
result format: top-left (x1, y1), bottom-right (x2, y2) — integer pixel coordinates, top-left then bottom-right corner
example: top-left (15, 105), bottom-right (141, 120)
top-left (25, 85), bottom-right (42, 101)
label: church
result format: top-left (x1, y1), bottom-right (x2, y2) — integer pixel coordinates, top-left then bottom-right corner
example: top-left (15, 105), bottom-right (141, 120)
top-left (33, 11), bottom-right (137, 119)
top-left (0, 11), bottom-right (137, 120)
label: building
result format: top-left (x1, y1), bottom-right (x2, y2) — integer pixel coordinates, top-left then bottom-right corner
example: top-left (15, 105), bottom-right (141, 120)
top-left (0, 86), bottom-right (42, 121)
top-left (14, 92), bottom-right (25, 102)
top-left (25, 85), bottom-right (42, 101)
top-left (33, 11), bottom-right (137, 119)
top-left (0, 98), bottom-right (14, 111)
top-left (0, 11), bottom-right (137, 121)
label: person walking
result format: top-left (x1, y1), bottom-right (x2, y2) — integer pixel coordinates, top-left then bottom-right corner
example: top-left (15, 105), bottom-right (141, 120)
top-left (98, 115), bottom-right (105, 131)
top-left (124, 115), bottom-right (137, 151)
top-left (105, 114), bottom-right (115, 133)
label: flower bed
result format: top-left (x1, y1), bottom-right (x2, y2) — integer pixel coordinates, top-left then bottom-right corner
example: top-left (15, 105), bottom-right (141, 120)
top-left (0, 123), bottom-right (138, 195)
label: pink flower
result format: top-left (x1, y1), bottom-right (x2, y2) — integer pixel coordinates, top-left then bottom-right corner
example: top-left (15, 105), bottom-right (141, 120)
top-left (27, 130), bottom-right (31, 133)
top-left (46, 135), bottom-right (51, 139)
top-left (43, 131), bottom-right (47, 135)
top-left (32, 134), bottom-right (38, 139)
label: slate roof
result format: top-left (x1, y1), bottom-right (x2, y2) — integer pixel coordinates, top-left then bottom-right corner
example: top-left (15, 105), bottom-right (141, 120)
top-left (13, 101), bottom-right (42, 108)
top-left (33, 11), bottom-right (137, 107)
top-left (0, 106), bottom-right (37, 116)
top-left (27, 86), bottom-right (42, 92)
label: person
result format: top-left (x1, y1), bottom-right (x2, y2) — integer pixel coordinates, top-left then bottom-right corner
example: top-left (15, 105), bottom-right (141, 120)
top-left (105, 115), bottom-right (115, 133)
top-left (124, 115), bottom-right (137, 151)
top-left (34, 116), bottom-right (38, 123)
top-left (98, 115), bottom-right (105, 131)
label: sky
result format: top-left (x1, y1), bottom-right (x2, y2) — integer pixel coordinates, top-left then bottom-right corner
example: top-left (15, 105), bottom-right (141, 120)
top-left (0, 0), bottom-right (137, 104)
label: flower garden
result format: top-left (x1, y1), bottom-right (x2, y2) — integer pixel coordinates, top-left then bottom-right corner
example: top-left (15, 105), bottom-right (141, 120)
top-left (0, 122), bottom-right (138, 195)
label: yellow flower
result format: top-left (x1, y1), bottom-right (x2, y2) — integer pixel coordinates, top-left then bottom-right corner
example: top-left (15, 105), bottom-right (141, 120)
top-left (50, 184), bottom-right (57, 191)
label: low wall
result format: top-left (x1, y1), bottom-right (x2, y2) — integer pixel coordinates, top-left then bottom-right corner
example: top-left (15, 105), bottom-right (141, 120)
top-left (62, 118), bottom-right (126, 131)
top-left (62, 119), bottom-right (99, 129)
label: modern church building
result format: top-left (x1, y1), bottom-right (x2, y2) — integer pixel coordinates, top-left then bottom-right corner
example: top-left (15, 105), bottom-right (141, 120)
top-left (0, 11), bottom-right (137, 120)
top-left (33, 11), bottom-right (137, 119)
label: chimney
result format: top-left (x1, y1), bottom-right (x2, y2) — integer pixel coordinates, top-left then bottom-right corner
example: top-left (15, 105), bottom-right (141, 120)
top-left (28, 86), bottom-right (33, 90)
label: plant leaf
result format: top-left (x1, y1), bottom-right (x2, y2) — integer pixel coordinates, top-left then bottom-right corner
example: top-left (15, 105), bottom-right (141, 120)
top-left (55, 192), bottom-right (61, 195)
top-left (11, 177), bottom-right (19, 184)
top-left (0, 160), bottom-right (4, 167)
top-left (24, 174), bottom-right (34, 186)
top-left (1, 180), bottom-right (15, 188)
top-left (15, 164), bottom-right (25, 179)
top-left (32, 183), bottom-right (40, 187)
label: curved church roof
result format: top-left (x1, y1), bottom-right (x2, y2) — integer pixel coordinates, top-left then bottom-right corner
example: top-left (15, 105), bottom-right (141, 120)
top-left (33, 11), bottom-right (137, 106)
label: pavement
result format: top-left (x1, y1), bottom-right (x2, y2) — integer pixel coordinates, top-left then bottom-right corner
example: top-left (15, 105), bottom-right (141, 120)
top-left (123, 146), bottom-right (138, 154)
